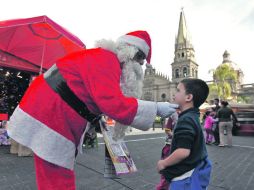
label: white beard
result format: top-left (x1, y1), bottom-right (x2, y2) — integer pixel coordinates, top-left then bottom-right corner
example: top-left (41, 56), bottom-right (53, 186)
top-left (120, 60), bottom-right (144, 99)
top-left (95, 39), bottom-right (144, 140)
top-left (113, 60), bottom-right (144, 140)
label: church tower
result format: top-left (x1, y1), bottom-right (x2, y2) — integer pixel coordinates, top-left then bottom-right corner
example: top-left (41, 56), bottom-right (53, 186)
top-left (171, 9), bottom-right (198, 83)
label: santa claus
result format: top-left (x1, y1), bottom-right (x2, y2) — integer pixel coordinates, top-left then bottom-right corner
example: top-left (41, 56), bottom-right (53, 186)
top-left (7, 30), bottom-right (178, 190)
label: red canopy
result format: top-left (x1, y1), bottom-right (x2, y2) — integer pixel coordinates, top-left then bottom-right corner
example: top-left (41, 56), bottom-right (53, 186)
top-left (0, 15), bottom-right (85, 73)
top-left (0, 113), bottom-right (8, 121)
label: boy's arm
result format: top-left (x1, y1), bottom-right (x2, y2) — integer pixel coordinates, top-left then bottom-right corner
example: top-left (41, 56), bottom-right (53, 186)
top-left (157, 117), bottom-right (196, 172)
top-left (157, 148), bottom-right (190, 171)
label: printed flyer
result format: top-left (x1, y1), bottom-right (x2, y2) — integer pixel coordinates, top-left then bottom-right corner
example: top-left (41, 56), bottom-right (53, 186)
top-left (101, 120), bottom-right (137, 175)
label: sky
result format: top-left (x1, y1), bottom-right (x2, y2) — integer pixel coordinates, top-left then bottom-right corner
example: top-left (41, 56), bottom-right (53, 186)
top-left (1, 0), bottom-right (254, 83)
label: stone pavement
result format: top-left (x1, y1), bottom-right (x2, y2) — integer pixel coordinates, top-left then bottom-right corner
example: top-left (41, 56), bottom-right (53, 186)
top-left (0, 133), bottom-right (254, 190)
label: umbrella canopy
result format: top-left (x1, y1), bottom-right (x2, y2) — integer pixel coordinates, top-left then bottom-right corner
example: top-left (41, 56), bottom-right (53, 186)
top-left (199, 102), bottom-right (214, 111)
top-left (0, 15), bottom-right (85, 73)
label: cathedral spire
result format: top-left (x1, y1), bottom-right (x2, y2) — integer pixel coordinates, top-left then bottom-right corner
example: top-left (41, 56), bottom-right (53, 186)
top-left (172, 9), bottom-right (198, 83)
top-left (176, 8), bottom-right (191, 44)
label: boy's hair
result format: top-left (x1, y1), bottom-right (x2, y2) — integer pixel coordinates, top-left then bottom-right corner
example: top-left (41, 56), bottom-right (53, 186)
top-left (180, 78), bottom-right (209, 108)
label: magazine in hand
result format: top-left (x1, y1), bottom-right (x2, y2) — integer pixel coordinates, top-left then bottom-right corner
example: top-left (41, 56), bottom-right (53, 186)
top-left (100, 120), bottom-right (137, 175)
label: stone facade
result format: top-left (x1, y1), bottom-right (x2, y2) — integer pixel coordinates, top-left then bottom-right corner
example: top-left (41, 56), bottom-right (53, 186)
top-left (142, 67), bottom-right (177, 102)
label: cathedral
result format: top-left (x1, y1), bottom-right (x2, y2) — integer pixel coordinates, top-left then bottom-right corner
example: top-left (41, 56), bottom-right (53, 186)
top-left (142, 10), bottom-right (198, 102)
top-left (142, 10), bottom-right (254, 104)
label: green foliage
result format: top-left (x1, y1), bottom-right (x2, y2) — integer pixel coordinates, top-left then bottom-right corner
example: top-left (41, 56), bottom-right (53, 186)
top-left (209, 64), bottom-right (238, 100)
top-left (213, 64), bottom-right (237, 82)
top-left (237, 95), bottom-right (251, 103)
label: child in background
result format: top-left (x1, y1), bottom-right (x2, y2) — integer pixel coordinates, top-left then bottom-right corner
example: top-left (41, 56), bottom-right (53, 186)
top-left (82, 126), bottom-right (98, 148)
top-left (156, 112), bottom-right (178, 190)
top-left (204, 110), bottom-right (215, 144)
top-left (0, 121), bottom-right (10, 146)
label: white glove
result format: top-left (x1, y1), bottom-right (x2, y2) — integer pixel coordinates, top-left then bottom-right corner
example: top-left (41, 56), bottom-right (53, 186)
top-left (157, 102), bottom-right (179, 118)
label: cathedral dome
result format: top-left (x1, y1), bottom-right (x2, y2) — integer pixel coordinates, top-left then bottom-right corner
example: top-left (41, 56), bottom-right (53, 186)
top-left (217, 50), bottom-right (242, 72)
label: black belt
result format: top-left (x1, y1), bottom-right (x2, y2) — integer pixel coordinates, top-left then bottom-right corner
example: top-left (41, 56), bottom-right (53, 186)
top-left (43, 64), bottom-right (101, 124)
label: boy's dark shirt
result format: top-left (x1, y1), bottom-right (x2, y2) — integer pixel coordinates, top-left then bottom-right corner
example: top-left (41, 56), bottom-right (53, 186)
top-left (160, 108), bottom-right (208, 181)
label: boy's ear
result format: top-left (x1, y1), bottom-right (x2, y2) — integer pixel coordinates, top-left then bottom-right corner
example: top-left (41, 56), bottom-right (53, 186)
top-left (185, 94), bottom-right (193, 103)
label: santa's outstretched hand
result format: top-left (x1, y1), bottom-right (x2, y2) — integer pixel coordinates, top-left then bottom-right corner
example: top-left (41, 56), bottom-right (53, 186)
top-left (156, 102), bottom-right (179, 118)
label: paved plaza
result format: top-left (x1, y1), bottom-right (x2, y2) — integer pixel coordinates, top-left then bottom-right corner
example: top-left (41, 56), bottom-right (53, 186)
top-left (0, 130), bottom-right (254, 190)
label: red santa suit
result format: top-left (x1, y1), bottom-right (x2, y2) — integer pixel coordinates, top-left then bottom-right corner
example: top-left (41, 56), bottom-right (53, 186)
top-left (7, 32), bottom-right (158, 189)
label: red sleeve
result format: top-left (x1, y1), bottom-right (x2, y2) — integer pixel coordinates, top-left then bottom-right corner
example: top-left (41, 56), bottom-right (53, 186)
top-left (79, 49), bottom-right (138, 125)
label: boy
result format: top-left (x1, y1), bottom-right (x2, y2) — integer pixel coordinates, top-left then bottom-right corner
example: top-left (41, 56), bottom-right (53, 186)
top-left (157, 79), bottom-right (212, 190)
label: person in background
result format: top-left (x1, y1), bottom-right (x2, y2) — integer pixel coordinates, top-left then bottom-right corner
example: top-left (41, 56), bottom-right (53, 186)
top-left (212, 98), bottom-right (220, 145)
top-left (0, 121), bottom-right (10, 146)
top-left (203, 110), bottom-right (215, 145)
top-left (82, 126), bottom-right (97, 148)
top-left (217, 101), bottom-right (239, 147)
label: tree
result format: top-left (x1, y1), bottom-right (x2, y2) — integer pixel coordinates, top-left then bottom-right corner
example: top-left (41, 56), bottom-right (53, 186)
top-left (237, 95), bottom-right (251, 104)
top-left (209, 64), bottom-right (237, 100)
top-left (0, 68), bottom-right (30, 115)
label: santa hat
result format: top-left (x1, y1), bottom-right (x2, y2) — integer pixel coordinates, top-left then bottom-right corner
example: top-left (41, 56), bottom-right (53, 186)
top-left (117, 30), bottom-right (152, 64)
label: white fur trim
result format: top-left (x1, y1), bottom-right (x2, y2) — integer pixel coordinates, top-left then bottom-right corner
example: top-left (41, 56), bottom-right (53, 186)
top-left (117, 35), bottom-right (150, 56)
top-left (7, 106), bottom-right (76, 170)
top-left (130, 100), bottom-right (157, 130)
top-left (94, 39), bottom-right (139, 63)
top-left (94, 39), bottom-right (117, 54)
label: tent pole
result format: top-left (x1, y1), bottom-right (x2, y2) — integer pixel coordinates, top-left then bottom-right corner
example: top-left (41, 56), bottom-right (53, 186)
top-left (39, 38), bottom-right (46, 75)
